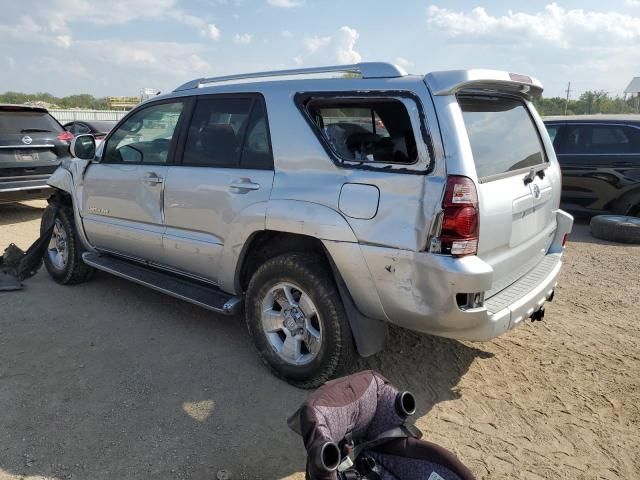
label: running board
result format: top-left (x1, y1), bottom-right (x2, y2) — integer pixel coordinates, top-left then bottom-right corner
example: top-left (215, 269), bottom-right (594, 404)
top-left (82, 252), bottom-right (241, 315)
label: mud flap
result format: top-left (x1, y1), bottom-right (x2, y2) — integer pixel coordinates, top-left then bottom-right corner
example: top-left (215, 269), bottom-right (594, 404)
top-left (326, 254), bottom-right (388, 357)
top-left (0, 203), bottom-right (58, 291)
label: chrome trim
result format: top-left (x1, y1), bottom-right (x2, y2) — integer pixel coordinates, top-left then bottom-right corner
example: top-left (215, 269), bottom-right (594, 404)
top-left (0, 184), bottom-right (52, 193)
top-left (0, 144), bottom-right (56, 149)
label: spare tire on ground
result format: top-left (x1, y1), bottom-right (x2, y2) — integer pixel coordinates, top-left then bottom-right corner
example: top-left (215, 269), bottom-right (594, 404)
top-left (590, 215), bottom-right (640, 244)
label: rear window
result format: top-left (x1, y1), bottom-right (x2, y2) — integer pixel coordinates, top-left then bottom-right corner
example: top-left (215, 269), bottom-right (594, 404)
top-left (0, 110), bottom-right (63, 134)
top-left (305, 98), bottom-right (418, 165)
top-left (459, 96), bottom-right (546, 179)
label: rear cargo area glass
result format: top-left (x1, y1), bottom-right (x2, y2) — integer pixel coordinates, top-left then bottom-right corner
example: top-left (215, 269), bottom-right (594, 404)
top-left (459, 96), bottom-right (545, 179)
top-left (0, 111), bottom-right (62, 134)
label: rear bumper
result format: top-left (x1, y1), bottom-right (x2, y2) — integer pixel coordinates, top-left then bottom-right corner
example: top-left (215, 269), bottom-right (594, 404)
top-left (349, 209), bottom-right (574, 341)
top-left (0, 176), bottom-right (53, 203)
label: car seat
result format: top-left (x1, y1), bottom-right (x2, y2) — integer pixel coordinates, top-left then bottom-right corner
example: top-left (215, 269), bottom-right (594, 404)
top-left (288, 370), bottom-right (476, 480)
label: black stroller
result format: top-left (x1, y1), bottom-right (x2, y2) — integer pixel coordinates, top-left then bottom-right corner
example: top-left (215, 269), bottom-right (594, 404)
top-left (288, 370), bottom-right (476, 480)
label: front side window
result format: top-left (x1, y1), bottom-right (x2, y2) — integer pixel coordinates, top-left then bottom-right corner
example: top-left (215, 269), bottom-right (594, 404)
top-left (305, 98), bottom-right (418, 165)
top-left (103, 101), bottom-right (184, 164)
top-left (459, 96), bottom-right (546, 179)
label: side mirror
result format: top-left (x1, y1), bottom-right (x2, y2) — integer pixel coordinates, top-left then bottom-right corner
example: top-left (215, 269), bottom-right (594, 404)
top-left (70, 134), bottom-right (96, 160)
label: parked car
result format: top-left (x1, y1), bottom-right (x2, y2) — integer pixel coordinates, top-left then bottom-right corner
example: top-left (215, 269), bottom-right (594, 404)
top-left (544, 115), bottom-right (640, 217)
top-left (63, 120), bottom-right (117, 145)
top-left (0, 104), bottom-right (72, 204)
top-left (42, 63), bottom-right (573, 387)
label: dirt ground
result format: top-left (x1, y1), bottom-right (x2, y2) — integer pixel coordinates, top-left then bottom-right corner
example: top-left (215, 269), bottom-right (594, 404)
top-left (1, 200), bottom-right (638, 480)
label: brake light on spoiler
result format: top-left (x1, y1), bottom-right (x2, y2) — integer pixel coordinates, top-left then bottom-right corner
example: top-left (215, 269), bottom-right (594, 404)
top-left (439, 176), bottom-right (479, 257)
top-left (508, 73), bottom-right (533, 84)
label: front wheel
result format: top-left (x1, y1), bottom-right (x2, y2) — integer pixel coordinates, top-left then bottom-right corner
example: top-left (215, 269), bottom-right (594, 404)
top-left (41, 204), bottom-right (95, 285)
top-left (245, 253), bottom-right (356, 389)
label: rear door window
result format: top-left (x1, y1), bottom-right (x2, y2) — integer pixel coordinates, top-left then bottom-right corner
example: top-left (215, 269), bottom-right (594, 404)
top-left (0, 110), bottom-right (63, 134)
top-left (459, 96), bottom-right (546, 180)
top-left (183, 97), bottom-right (253, 167)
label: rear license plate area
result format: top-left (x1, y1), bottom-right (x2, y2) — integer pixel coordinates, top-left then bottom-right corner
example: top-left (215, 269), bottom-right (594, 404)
top-left (15, 150), bottom-right (40, 162)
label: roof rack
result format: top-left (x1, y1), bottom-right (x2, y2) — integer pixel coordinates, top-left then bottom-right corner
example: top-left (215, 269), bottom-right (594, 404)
top-left (173, 62), bottom-right (407, 92)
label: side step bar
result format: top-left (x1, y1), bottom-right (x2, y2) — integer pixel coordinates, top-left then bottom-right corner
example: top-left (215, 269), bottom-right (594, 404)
top-left (82, 252), bottom-right (242, 315)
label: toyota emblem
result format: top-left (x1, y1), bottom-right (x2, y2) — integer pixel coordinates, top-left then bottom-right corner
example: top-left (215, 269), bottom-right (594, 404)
top-left (22, 135), bottom-right (33, 145)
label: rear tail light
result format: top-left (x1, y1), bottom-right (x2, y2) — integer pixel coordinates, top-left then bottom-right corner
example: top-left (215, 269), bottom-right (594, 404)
top-left (57, 131), bottom-right (74, 142)
top-left (439, 175), bottom-right (479, 257)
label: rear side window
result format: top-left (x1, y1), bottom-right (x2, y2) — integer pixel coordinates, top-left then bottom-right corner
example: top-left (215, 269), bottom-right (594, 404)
top-left (0, 110), bottom-right (63, 134)
top-left (459, 96), bottom-right (546, 180)
top-left (559, 124), bottom-right (640, 155)
top-left (183, 96), bottom-right (273, 169)
top-left (545, 125), bottom-right (560, 145)
top-left (305, 98), bottom-right (418, 164)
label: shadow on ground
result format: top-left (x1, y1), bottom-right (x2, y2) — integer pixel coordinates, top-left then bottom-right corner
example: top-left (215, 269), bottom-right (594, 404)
top-left (0, 270), bottom-right (490, 479)
top-left (0, 201), bottom-right (46, 227)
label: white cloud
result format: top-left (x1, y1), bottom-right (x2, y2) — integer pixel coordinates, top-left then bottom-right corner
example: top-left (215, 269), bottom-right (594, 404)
top-left (281, 30), bottom-right (293, 38)
top-left (233, 33), bottom-right (252, 44)
top-left (293, 55), bottom-right (304, 66)
top-left (55, 35), bottom-right (72, 48)
top-left (303, 35), bottom-right (331, 53)
top-left (298, 26), bottom-right (361, 65)
top-left (426, 4), bottom-right (640, 47)
top-left (626, 0), bottom-right (640, 6)
top-left (334, 26), bottom-right (361, 64)
top-left (394, 57), bottom-right (413, 68)
top-left (267, 0), bottom-right (303, 7)
top-left (206, 23), bottom-right (221, 40)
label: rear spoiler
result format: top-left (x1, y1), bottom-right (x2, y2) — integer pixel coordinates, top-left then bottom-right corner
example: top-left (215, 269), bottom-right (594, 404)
top-left (425, 69), bottom-right (543, 100)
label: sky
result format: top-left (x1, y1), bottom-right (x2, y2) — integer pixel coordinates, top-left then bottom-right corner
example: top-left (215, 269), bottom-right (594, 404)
top-left (1, 0), bottom-right (639, 99)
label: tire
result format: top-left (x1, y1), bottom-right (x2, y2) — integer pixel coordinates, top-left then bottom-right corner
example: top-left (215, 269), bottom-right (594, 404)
top-left (245, 252), bottom-right (356, 389)
top-left (41, 204), bottom-right (96, 284)
top-left (590, 215), bottom-right (640, 244)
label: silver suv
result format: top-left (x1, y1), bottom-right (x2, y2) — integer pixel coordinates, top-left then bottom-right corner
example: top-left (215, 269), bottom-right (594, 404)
top-left (44, 62), bottom-right (573, 387)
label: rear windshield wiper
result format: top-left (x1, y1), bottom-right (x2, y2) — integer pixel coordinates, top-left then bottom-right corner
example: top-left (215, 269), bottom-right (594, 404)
top-left (20, 128), bottom-right (52, 133)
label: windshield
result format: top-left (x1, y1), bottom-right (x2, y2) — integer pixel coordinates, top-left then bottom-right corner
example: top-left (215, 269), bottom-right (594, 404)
top-left (0, 110), bottom-right (63, 134)
top-left (459, 96), bottom-right (546, 180)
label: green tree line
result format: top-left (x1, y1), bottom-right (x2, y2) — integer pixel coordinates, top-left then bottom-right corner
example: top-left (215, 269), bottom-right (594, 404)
top-left (0, 91), bottom-right (110, 110)
top-left (534, 91), bottom-right (639, 116)
top-left (1, 89), bottom-right (638, 114)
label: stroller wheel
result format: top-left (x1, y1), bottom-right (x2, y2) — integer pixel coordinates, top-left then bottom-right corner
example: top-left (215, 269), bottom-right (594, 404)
top-left (245, 252), bottom-right (356, 388)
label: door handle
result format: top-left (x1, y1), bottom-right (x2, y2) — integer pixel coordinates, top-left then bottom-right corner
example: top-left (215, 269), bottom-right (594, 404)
top-left (144, 172), bottom-right (164, 185)
top-left (229, 178), bottom-right (260, 192)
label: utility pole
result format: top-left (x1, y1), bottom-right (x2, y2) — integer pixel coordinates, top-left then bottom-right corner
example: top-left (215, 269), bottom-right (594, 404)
top-left (564, 81), bottom-right (571, 115)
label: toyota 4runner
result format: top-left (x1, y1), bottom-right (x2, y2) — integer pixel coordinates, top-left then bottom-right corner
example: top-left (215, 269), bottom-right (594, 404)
top-left (42, 63), bottom-right (573, 387)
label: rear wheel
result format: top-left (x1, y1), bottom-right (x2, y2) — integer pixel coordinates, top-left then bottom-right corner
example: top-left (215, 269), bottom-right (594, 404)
top-left (42, 204), bottom-right (95, 284)
top-left (245, 252), bottom-right (356, 389)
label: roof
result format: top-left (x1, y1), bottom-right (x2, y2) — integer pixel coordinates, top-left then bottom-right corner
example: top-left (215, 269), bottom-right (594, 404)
top-left (543, 114), bottom-right (640, 124)
top-left (624, 77), bottom-right (640, 94)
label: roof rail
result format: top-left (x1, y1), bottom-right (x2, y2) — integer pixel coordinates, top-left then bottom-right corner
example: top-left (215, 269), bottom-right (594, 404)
top-left (173, 62), bottom-right (407, 91)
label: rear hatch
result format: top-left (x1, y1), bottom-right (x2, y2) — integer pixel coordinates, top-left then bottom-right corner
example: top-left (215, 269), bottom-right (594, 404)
top-left (458, 95), bottom-right (557, 296)
top-left (0, 106), bottom-right (68, 183)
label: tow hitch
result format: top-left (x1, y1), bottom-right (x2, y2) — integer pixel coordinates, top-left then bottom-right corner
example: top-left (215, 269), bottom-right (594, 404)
top-left (530, 306), bottom-right (545, 322)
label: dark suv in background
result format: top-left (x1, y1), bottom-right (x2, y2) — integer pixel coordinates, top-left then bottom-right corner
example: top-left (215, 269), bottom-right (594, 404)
top-left (0, 104), bottom-right (72, 204)
top-left (544, 115), bottom-right (640, 217)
